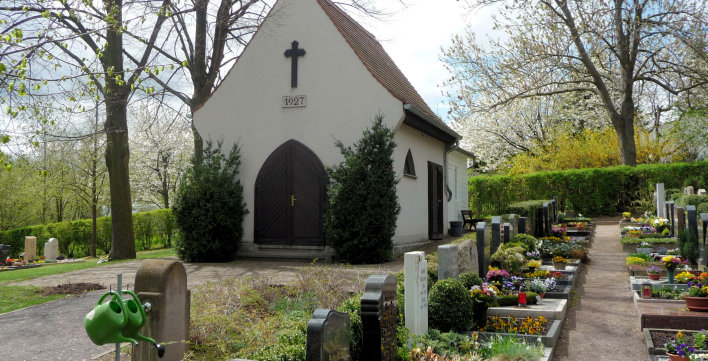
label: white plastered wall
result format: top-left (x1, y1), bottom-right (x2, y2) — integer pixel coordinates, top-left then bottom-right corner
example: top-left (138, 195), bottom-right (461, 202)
top-left (447, 150), bottom-right (469, 222)
top-left (194, 0), bottom-right (443, 253)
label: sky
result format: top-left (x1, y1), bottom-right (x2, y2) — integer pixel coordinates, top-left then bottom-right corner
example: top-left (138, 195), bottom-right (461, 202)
top-left (349, 0), bottom-right (499, 122)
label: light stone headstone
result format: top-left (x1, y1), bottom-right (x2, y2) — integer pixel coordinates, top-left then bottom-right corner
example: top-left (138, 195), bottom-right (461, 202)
top-left (404, 252), bottom-right (427, 335)
top-left (361, 275), bottom-right (397, 361)
top-left (24, 236), bottom-right (37, 262)
top-left (684, 186), bottom-right (695, 195)
top-left (508, 214), bottom-right (519, 238)
top-left (306, 309), bottom-right (350, 361)
top-left (490, 216), bottom-right (502, 256)
top-left (503, 223), bottom-right (510, 243)
top-left (438, 245), bottom-right (459, 280)
top-left (476, 222), bottom-right (487, 275)
top-left (656, 183), bottom-right (666, 218)
top-left (518, 217), bottom-right (527, 234)
top-left (698, 189), bottom-right (707, 195)
top-left (677, 207), bottom-right (685, 231)
top-left (44, 238), bottom-right (59, 260)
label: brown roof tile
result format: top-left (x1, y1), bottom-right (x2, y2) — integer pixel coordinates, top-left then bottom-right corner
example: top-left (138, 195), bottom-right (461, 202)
top-left (317, 0), bottom-right (451, 129)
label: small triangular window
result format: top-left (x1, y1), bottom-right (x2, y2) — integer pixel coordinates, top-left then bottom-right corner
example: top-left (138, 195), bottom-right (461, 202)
top-left (404, 149), bottom-right (416, 177)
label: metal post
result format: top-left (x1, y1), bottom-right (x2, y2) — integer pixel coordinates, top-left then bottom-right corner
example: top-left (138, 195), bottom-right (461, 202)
top-left (116, 273), bottom-right (122, 361)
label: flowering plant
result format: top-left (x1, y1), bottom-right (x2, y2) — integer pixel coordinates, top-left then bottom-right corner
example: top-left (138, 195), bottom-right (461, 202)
top-left (544, 277), bottom-right (556, 291)
top-left (483, 315), bottom-right (548, 335)
top-left (646, 266), bottom-right (662, 275)
top-left (622, 212), bottom-right (631, 219)
top-left (526, 259), bottom-right (542, 268)
top-left (666, 331), bottom-right (695, 357)
top-left (552, 256), bottom-right (568, 264)
top-left (688, 282), bottom-right (708, 297)
top-left (676, 271), bottom-right (698, 284)
top-left (470, 282), bottom-right (499, 307)
top-left (667, 248), bottom-right (682, 256)
top-left (638, 242), bottom-right (652, 248)
top-left (692, 354), bottom-right (708, 361)
top-left (525, 279), bottom-right (547, 294)
top-left (541, 236), bottom-right (564, 243)
top-left (486, 267), bottom-right (510, 281)
top-left (524, 269), bottom-right (550, 278)
top-left (663, 256), bottom-right (683, 271)
top-left (525, 250), bottom-right (541, 260)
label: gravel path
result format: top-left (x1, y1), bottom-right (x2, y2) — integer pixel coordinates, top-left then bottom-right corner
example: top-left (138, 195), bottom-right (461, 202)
top-left (551, 218), bottom-right (648, 360)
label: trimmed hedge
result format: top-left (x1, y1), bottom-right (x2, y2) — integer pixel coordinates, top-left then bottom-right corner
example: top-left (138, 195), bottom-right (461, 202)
top-left (469, 161), bottom-right (708, 216)
top-left (0, 209), bottom-right (176, 258)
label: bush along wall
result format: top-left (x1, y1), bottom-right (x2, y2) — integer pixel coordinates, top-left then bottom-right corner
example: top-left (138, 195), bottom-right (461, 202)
top-left (0, 208), bottom-right (176, 258)
top-left (469, 161), bottom-right (708, 216)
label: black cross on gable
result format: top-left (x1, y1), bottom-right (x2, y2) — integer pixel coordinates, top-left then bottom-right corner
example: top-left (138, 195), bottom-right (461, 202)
top-left (284, 40), bottom-right (305, 88)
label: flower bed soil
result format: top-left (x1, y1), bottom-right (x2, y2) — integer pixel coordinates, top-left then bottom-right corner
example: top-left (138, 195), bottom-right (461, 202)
top-left (645, 329), bottom-right (708, 355)
top-left (39, 282), bottom-right (105, 296)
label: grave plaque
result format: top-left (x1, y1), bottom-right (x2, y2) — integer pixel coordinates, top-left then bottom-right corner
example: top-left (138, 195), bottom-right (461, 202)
top-left (306, 309), bottom-right (350, 361)
top-left (24, 236), bottom-right (37, 262)
top-left (438, 245), bottom-right (459, 280)
top-left (687, 205), bottom-right (698, 239)
top-left (543, 202), bottom-right (551, 237)
top-left (508, 214), bottom-right (518, 238)
top-left (361, 275), bottom-right (397, 361)
top-left (656, 183), bottom-right (666, 218)
top-left (518, 217), bottom-right (527, 234)
top-left (534, 207), bottom-right (544, 238)
top-left (503, 223), bottom-right (510, 243)
top-left (44, 238), bottom-right (59, 260)
top-left (476, 222), bottom-right (487, 276)
top-left (490, 216), bottom-right (502, 255)
top-left (404, 252), bottom-right (427, 335)
top-left (677, 207), bottom-right (685, 231)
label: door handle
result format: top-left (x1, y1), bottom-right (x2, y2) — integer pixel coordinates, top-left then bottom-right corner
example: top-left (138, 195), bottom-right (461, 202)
top-left (291, 194), bottom-right (296, 207)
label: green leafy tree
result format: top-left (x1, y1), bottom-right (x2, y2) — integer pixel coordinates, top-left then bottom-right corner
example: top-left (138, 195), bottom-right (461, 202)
top-left (325, 115), bottom-right (400, 264)
top-left (173, 140), bottom-right (247, 262)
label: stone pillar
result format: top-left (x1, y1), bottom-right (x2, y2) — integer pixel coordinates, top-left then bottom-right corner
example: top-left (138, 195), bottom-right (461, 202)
top-left (490, 216), bottom-right (502, 256)
top-left (44, 238), bottom-right (59, 260)
top-left (534, 207), bottom-right (544, 238)
top-left (404, 252), bottom-right (427, 335)
top-left (518, 217), bottom-right (527, 234)
top-left (553, 196), bottom-right (560, 219)
top-left (476, 222), bottom-right (487, 275)
top-left (133, 260), bottom-right (190, 361)
top-left (656, 183), bottom-right (666, 218)
top-left (543, 202), bottom-right (551, 236)
top-left (503, 223), bottom-right (510, 244)
top-left (23, 236), bottom-right (37, 262)
top-left (508, 214), bottom-right (518, 238)
top-left (687, 205), bottom-right (698, 239)
top-left (677, 207), bottom-right (685, 231)
top-left (669, 202), bottom-right (675, 237)
top-left (361, 275), bottom-right (397, 361)
top-left (438, 245), bottom-right (459, 280)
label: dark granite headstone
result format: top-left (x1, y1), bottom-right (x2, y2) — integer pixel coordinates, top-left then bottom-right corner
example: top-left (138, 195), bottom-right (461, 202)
top-left (666, 201), bottom-right (674, 236)
top-left (0, 244), bottom-right (10, 265)
top-left (307, 309), bottom-right (350, 361)
top-left (701, 213), bottom-right (708, 247)
top-left (553, 196), bottom-right (559, 220)
top-left (543, 202), bottom-right (551, 236)
top-left (503, 223), bottom-right (510, 244)
top-left (687, 205), bottom-right (698, 240)
top-left (677, 207), bottom-right (685, 231)
top-left (361, 275), bottom-right (397, 361)
top-left (534, 207), bottom-right (544, 238)
top-left (476, 222), bottom-right (487, 275)
top-left (669, 202), bottom-right (675, 237)
top-left (518, 217), bottom-right (527, 234)
top-left (491, 216), bottom-right (502, 255)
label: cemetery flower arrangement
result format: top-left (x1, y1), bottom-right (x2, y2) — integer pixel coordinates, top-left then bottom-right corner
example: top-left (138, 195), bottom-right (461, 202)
top-left (544, 277), bottom-right (556, 291)
top-left (666, 331), bottom-right (696, 357)
top-left (541, 236), bottom-right (564, 243)
top-left (687, 282), bottom-right (708, 298)
top-left (626, 256), bottom-right (647, 265)
top-left (525, 279), bottom-right (547, 295)
top-left (552, 256), bottom-right (568, 264)
top-left (676, 271), bottom-right (698, 284)
top-left (525, 250), bottom-right (541, 260)
top-left (622, 211), bottom-right (631, 219)
top-left (646, 266), bottom-right (663, 275)
top-left (651, 217), bottom-right (670, 230)
top-left (486, 267), bottom-right (510, 283)
top-left (470, 283), bottom-right (499, 307)
top-left (526, 259), bottom-right (542, 268)
top-left (638, 241), bottom-right (652, 248)
top-left (482, 315), bottom-right (548, 336)
top-left (524, 269), bottom-right (550, 279)
top-left (663, 256), bottom-right (683, 271)
top-left (692, 354), bottom-right (708, 361)
top-left (642, 225), bottom-right (657, 234)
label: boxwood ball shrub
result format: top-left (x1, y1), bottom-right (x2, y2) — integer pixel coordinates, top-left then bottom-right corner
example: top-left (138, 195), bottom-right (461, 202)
top-left (428, 279), bottom-right (474, 332)
top-left (459, 272), bottom-right (484, 290)
top-left (697, 203), bottom-right (708, 214)
top-left (512, 234), bottom-right (539, 252)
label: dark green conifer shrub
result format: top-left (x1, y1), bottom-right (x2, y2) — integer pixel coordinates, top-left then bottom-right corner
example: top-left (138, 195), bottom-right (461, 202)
top-left (428, 279), bottom-right (474, 332)
top-left (173, 140), bottom-right (247, 262)
top-left (325, 115), bottom-right (400, 264)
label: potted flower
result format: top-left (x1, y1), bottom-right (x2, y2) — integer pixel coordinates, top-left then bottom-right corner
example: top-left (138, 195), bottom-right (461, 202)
top-left (666, 331), bottom-right (695, 361)
top-left (525, 278), bottom-right (548, 299)
top-left (685, 282), bottom-right (708, 312)
top-left (676, 271), bottom-right (698, 284)
top-left (526, 259), bottom-right (542, 272)
top-left (637, 241), bottom-right (653, 254)
top-left (552, 256), bottom-right (568, 270)
top-left (485, 267), bottom-right (510, 285)
top-left (646, 266), bottom-right (663, 280)
top-left (470, 282), bottom-right (498, 330)
top-left (663, 256), bottom-right (683, 284)
top-left (622, 211), bottom-right (631, 221)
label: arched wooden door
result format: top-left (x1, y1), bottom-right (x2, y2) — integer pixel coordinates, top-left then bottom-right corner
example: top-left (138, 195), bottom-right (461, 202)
top-left (254, 140), bottom-right (327, 246)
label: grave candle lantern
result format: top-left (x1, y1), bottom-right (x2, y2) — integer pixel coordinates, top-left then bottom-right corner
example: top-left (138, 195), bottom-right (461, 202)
top-left (642, 283), bottom-right (652, 298)
top-left (518, 292), bottom-right (527, 307)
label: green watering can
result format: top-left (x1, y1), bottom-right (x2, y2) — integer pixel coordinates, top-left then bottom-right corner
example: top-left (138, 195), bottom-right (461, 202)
top-left (85, 290), bottom-right (165, 358)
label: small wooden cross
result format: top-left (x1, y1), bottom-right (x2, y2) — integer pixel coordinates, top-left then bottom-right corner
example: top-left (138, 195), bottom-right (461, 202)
top-left (284, 40), bottom-right (305, 88)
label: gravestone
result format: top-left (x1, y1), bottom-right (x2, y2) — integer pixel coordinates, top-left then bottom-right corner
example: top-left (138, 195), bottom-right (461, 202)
top-left (306, 309), bottom-right (350, 361)
top-left (542, 202), bottom-right (551, 236)
top-left (438, 245), bottom-right (459, 280)
top-left (490, 216), bottom-right (502, 255)
top-left (24, 236), bottom-right (37, 262)
top-left (361, 274), bottom-right (397, 361)
top-left (677, 207), bottom-right (685, 231)
top-left (666, 201), bottom-right (675, 236)
top-left (534, 207), bottom-right (544, 237)
top-left (701, 213), bottom-right (708, 246)
top-left (698, 189), bottom-right (707, 195)
top-left (133, 260), bottom-right (190, 361)
top-left (518, 217), bottom-right (527, 234)
top-left (684, 186), bottom-right (695, 195)
top-left (687, 205), bottom-right (698, 240)
top-left (549, 198), bottom-right (557, 223)
top-left (503, 223), bottom-right (510, 243)
top-left (44, 238), bottom-right (59, 260)
top-left (404, 252), bottom-right (427, 335)
top-left (476, 222), bottom-right (487, 275)
top-left (553, 196), bottom-right (560, 220)
top-left (0, 244), bottom-right (9, 264)
top-left (656, 183), bottom-right (666, 218)
top-left (508, 214), bottom-right (519, 238)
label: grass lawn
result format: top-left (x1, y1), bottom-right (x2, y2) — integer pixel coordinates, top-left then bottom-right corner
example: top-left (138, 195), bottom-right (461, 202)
top-left (0, 286), bottom-right (66, 314)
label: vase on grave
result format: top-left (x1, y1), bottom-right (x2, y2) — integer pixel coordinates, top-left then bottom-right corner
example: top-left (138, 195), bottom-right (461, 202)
top-left (685, 297), bottom-right (708, 312)
top-left (667, 269), bottom-right (675, 284)
top-left (472, 302), bottom-right (488, 330)
top-left (666, 353), bottom-right (690, 361)
top-left (648, 273), bottom-right (661, 281)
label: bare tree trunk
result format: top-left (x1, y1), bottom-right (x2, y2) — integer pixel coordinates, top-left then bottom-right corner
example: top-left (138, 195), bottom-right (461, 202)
top-left (191, 123), bottom-right (203, 165)
top-left (613, 111), bottom-right (637, 166)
